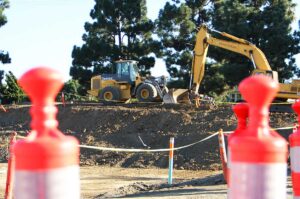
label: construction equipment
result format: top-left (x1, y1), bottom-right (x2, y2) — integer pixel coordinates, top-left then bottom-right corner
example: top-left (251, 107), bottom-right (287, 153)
top-left (88, 60), bottom-right (169, 103)
top-left (171, 24), bottom-right (300, 103)
top-left (89, 25), bottom-right (300, 104)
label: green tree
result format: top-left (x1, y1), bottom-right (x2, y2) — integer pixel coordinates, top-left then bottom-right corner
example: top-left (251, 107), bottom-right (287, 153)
top-left (156, 0), bottom-right (226, 95)
top-left (70, 0), bottom-right (158, 90)
top-left (200, 62), bottom-right (227, 96)
top-left (0, 0), bottom-right (11, 84)
top-left (62, 79), bottom-right (85, 101)
top-left (211, 0), bottom-right (300, 85)
top-left (2, 71), bottom-right (25, 103)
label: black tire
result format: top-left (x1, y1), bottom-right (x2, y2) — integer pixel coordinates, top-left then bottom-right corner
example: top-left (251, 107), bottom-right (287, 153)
top-left (136, 83), bottom-right (158, 102)
top-left (99, 86), bottom-right (121, 104)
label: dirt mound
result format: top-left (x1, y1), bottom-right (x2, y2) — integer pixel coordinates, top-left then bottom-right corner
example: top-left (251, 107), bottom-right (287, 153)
top-left (97, 174), bottom-right (225, 198)
top-left (0, 103), bottom-right (296, 170)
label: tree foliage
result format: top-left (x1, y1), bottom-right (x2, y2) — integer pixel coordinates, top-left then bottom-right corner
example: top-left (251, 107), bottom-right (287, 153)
top-left (0, 0), bottom-right (11, 84)
top-left (155, 0), bottom-right (227, 95)
top-left (62, 79), bottom-right (85, 101)
top-left (156, 1), bottom-right (198, 82)
top-left (1, 71), bottom-right (25, 103)
top-left (0, 0), bottom-right (9, 27)
top-left (70, 0), bottom-right (158, 90)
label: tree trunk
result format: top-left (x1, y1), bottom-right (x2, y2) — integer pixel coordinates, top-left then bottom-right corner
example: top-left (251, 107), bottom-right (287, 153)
top-left (118, 21), bottom-right (122, 58)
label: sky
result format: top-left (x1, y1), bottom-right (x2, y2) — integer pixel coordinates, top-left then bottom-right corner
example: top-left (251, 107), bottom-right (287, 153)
top-left (0, 0), bottom-right (299, 82)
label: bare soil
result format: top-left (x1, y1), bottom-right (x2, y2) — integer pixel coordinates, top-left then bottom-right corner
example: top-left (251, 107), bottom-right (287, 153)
top-left (0, 163), bottom-right (293, 199)
top-left (0, 103), bottom-right (295, 169)
top-left (0, 103), bottom-right (296, 198)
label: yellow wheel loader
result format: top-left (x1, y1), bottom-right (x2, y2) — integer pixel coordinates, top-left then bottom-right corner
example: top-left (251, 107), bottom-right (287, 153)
top-left (88, 60), bottom-right (169, 104)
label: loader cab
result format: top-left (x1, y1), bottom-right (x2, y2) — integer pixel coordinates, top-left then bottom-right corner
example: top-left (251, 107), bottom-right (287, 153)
top-left (111, 60), bottom-right (139, 84)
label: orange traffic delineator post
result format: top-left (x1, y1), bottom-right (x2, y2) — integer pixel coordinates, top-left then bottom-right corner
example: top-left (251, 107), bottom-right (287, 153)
top-left (168, 137), bottom-right (175, 185)
top-left (290, 101), bottom-right (300, 199)
top-left (229, 75), bottom-right (288, 199)
top-left (227, 103), bottom-right (248, 189)
top-left (218, 129), bottom-right (228, 183)
top-left (61, 92), bottom-right (66, 107)
top-left (4, 132), bottom-right (17, 199)
top-left (0, 105), bottom-right (7, 112)
top-left (13, 67), bottom-right (80, 199)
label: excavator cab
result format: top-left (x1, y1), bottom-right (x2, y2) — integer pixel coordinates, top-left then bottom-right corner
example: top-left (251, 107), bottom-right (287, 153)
top-left (251, 69), bottom-right (279, 83)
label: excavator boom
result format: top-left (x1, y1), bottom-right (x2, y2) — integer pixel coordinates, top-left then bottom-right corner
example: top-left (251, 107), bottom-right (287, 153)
top-left (164, 24), bottom-right (277, 104)
top-left (191, 24), bottom-right (272, 94)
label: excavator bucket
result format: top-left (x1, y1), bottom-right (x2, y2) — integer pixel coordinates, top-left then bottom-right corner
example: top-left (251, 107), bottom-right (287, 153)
top-left (163, 89), bottom-right (191, 104)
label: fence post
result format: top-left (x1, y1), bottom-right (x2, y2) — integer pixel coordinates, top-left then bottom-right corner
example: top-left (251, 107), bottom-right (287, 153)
top-left (5, 132), bottom-right (17, 199)
top-left (218, 129), bottom-right (228, 183)
top-left (168, 137), bottom-right (175, 185)
top-left (0, 105), bottom-right (6, 112)
top-left (61, 92), bottom-right (66, 107)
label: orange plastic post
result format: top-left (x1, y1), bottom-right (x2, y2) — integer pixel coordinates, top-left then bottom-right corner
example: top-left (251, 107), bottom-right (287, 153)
top-left (61, 92), bottom-right (65, 107)
top-left (218, 129), bottom-right (228, 182)
top-left (4, 132), bottom-right (17, 199)
top-left (0, 105), bottom-right (7, 112)
top-left (168, 137), bottom-right (175, 184)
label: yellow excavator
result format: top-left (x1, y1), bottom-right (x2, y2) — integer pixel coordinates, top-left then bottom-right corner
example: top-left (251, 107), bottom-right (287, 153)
top-left (165, 24), bottom-right (300, 103)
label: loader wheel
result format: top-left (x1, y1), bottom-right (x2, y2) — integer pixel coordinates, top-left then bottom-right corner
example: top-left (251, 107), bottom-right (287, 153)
top-left (136, 83), bottom-right (158, 102)
top-left (99, 86), bottom-right (121, 104)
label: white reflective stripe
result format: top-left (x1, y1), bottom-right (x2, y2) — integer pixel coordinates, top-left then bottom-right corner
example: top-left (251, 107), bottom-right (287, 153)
top-left (227, 149), bottom-right (231, 169)
top-left (14, 165), bottom-right (80, 199)
top-left (291, 147), bottom-right (300, 172)
top-left (227, 149), bottom-right (231, 193)
top-left (229, 162), bottom-right (287, 199)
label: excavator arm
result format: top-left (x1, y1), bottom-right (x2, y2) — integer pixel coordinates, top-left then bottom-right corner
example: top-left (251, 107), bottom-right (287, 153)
top-left (163, 24), bottom-right (277, 104)
top-left (191, 24), bottom-right (273, 94)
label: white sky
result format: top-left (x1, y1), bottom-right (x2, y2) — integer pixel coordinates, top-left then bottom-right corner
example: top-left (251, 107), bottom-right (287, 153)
top-left (0, 0), bottom-right (299, 81)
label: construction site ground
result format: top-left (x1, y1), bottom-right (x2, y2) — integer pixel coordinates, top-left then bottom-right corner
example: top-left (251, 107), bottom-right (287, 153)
top-left (0, 103), bottom-right (296, 198)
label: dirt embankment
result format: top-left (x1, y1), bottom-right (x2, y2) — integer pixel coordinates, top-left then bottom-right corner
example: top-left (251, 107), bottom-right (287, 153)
top-left (0, 103), bottom-right (296, 170)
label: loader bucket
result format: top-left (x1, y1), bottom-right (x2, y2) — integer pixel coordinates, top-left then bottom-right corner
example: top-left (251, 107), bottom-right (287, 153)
top-left (163, 89), bottom-right (190, 104)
